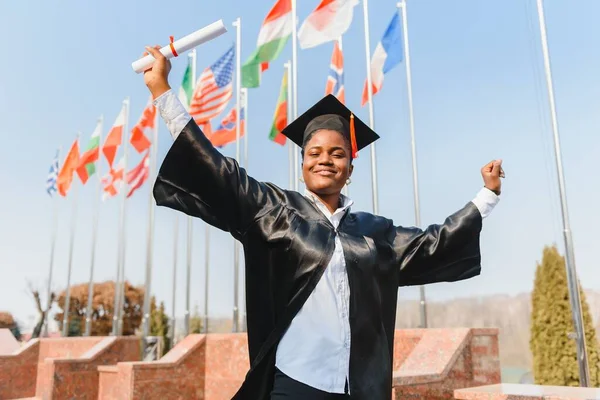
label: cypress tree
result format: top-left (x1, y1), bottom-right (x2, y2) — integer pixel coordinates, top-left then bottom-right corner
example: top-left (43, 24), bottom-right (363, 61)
top-left (530, 245), bottom-right (600, 386)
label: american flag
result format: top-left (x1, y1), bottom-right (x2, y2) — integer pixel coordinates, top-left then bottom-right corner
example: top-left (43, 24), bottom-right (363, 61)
top-left (209, 105), bottom-right (246, 148)
top-left (190, 46), bottom-right (235, 125)
top-left (325, 40), bottom-right (345, 104)
top-left (46, 149), bottom-right (59, 196)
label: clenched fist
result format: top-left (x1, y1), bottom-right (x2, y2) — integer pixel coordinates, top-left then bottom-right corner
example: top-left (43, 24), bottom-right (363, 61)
top-left (481, 160), bottom-right (504, 195)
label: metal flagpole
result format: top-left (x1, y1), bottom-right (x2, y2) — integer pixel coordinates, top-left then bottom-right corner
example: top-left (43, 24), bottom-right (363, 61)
top-left (535, 0), bottom-right (590, 386)
top-left (362, 0), bottom-right (379, 214)
top-left (85, 116), bottom-right (104, 336)
top-left (142, 105), bottom-right (160, 340)
top-left (337, 37), bottom-right (349, 198)
top-left (203, 224), bottom-right (210, 334)
top-left (170, 216), bottom-right (179, 341)
top-left (44, 147), bottom-right (61, 337)
top-left (241, 87), bottom-right (249, 332)
top-left (291, 0), bottom-right (299, 191)
top-left (62, 134), bottom-right (81, 337)
top-left (117, 98), bottom-right (131, 336)
top-left (184, 49), bottom-right (197, 336)
top-left (184, 218), bottom-right (193, 335)
top-left (232, 17), bottom-right (242, 333)
top-left (111, 103), bottom-right (126, 336)
top-left (397, 1), bottom-right (427, 329)
top-left (284, 62), bottom-right (294, 190)
top-left (243, 88), bottom-right (249, 172)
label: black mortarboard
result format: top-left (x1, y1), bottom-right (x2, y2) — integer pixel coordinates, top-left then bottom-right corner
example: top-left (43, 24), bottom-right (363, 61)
top-left (281, 94), bottom-right (379, 158)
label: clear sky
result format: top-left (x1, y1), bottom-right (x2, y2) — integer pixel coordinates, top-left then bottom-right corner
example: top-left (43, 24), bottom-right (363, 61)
top-left (1, 0), bottom-right (599, 331)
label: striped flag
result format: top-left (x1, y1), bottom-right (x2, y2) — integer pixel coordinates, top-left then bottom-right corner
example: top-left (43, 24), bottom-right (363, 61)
top-left (209, 105), bottom-right (246, 148)
top-left (103, 105), bottom-right (126, 167)
top-left (361, 12), bottom-right (403, 106)
top-left (268, 70), bottom-right (288, 145)
top-left (189, 46), bottom-right (234, 125)
top-left (46, 149), bottom-right (60, 196)
top-left (242, 0), bottom-right (292, 88)
top-left (325, 40), bottom-right (345, 104)
top-left (298, 0), bottom-right (358, 49)
top-left (125, 152), bottom-right (150, 198)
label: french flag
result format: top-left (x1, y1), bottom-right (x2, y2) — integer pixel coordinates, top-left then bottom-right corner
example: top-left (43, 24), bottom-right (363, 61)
top-left (361, 12), bottom-right (403, 106)
top-left (325, 40), bottom-right (345, 104)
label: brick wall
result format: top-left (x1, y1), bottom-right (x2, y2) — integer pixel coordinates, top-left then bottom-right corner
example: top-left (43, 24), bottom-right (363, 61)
top-left (394, 328), bottom-right (501, 400)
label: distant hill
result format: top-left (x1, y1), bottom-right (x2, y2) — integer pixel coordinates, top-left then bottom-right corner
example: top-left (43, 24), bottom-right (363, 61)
top-left (395, 290), bottom-right (600, 369)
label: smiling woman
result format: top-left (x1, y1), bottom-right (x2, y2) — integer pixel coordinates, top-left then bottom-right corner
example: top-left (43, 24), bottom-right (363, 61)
top-left (143, 45), bottom-right (503, 400)
top-left (282, 95), bottom-right (379, 213)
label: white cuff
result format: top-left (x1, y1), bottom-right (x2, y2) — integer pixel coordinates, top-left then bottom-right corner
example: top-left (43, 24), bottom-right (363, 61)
top-left (152, 89), bottom-right (193, 140)
top-left (471, 187), bottom-right (500, 219)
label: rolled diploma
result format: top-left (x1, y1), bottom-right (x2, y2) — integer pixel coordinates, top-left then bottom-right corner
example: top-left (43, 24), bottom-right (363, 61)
top-left (132, 20), bottom-right (227, 73)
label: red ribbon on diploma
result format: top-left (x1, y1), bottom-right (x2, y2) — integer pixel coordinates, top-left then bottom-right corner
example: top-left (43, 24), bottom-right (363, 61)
top-left (169, 36), bottom-right (178, 57)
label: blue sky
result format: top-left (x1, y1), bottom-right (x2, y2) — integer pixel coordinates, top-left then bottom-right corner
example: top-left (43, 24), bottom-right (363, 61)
top-left (1, 0), bottom-right (599, 331)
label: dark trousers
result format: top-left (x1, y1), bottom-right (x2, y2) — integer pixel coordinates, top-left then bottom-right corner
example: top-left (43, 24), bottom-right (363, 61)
top-left (271, 368), bottom-right (350, 399)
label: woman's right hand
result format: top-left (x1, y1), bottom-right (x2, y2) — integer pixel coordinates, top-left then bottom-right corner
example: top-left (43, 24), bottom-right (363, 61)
top-left (143, 45), bottom-right (172, 99)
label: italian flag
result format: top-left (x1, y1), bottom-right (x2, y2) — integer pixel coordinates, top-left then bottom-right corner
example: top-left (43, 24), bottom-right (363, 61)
top-left (242, 0), bottom-right (292, 88)
top-left (268, 70), bottom-right (288, 145)
top-left (103, 105), bottom-right (126, 167)
top-left (76, 120), bottom-right (102, 184)
top-left (178, 60), bottom-right (194, 110)
top-left (298, 0), bottom-right (359, 49)
top-left (57, 138), bottom-right (80, 197)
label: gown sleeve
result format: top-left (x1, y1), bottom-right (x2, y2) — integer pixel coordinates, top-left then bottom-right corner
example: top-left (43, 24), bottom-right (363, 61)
top-left (153, 116), bottom-right (282, 240)
top-left (392, 201), bottom-right (484, 286)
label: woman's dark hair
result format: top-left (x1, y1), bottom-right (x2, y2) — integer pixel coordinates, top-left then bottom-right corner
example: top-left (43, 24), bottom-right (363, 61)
top-left (300, 129), bottom-right (353, 164)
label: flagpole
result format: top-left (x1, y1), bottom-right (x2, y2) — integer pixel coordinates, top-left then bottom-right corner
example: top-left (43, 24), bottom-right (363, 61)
top-left (44, 147), bottom-right (61, 337)
top-left (396, 1), bottom-right (426, 329)
top-left (337, 38), bottom-right (349, 198)
top-left (535, 0), bottom-right (590, 386)
top-left (117, 97), bottom-right (129, 336)
top-left (362, 0), bottom-right (379, 214)
top-left (232, 17), bottom-right (242, 333)
top-left (84, 116), bottom-right (104, 336)
top-left (62, 133), bottom-right (80, 337)
top-left (241, 87), bottom-right (248, 332)
top-left (184, 49), bottom-right (197, 337)
top-left (142, 106), bottom-right (159, 340)
top-left (203, 223), bottom-right (210, 334)
top-left (291, 0), bottom-right (300, 191)
top-left (285, 61), bottom-right (293, 190)
top-left (167, 216), bottom-right (178, 342)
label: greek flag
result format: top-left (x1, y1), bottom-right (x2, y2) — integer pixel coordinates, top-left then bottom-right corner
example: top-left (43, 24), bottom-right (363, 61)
top-left (46, 149), bottom-right (59, 196)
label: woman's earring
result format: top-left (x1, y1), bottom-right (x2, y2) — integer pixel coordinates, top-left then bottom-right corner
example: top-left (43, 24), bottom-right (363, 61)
top-left (346, 177), bottom-right (352, 186)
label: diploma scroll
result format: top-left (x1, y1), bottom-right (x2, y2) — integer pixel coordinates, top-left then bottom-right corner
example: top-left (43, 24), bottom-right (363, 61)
top-left (131, 20), bottom-right (227, 73)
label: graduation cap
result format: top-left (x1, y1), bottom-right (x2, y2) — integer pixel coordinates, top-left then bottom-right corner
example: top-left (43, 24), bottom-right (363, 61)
top-left (281, 94), bottom-right (380, 159)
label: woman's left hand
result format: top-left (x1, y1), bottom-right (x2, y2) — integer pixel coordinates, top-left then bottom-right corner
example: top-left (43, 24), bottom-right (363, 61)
top-left (481, 159), bottom-right (504, 195)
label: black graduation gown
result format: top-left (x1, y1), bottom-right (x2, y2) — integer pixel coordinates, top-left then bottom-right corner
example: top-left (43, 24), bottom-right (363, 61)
top-left (153, 120), bottom-right (483, 400)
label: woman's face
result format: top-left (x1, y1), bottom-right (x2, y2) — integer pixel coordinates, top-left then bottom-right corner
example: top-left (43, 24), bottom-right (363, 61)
top-left (302, 129), bottom-right (353, 196)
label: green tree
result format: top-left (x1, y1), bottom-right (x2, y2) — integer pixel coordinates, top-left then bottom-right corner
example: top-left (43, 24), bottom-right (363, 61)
top-left (150, 296), bottom-right (170, 355)
top-left (530, 245), bottom-right (600, 386)
top-left (190, 304), bottom-right (203, 334)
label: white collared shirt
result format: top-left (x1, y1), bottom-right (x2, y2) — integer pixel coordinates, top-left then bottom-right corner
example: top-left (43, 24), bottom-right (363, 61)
top-left (275, 191), bottom-right (354, 393)
top-left (152, 89), bottom-right (500, 394)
